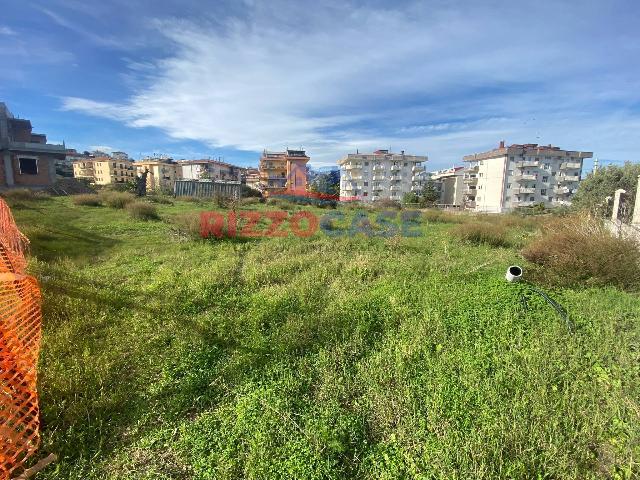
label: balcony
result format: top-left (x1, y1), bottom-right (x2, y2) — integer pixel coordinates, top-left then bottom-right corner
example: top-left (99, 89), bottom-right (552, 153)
top-left (411, 185), bottom-right (422, 192)
top-left (343, 184), bottom-right (355, 191)
top-left (554, 186), bottom-right (571, 195)
top-left (390, 165), bottom-right (401, 171)
top-left (373, 165), bottom-right (385, 172)
top-left (560, 162), bottom-right (581, 169)
top-left (514, 200), bottom-right (536, 207)
top-left (372, 174), bottom-right (385, 181)
top-left (412, 165), bottom-right (425, 173)
top-left (514, 174), bottom-right (537, 182)
top-left (512, 187), bottom-right (535, 194)
top-left (465, 165), bottom-right (479, 173)
top-left (373, 185), bottom-right (383, 191)
top-left (463, 176), bottom-right (478, 184)
top-left (463, 188), bottom-right (477, 196)
top-left (389, 185), bottom-right (401, 191)
top-left (558, 175), bottom-right (580, 183)
top-left (515, 160), bottom-right (539, 168)
top-left (350, 175), bottom-right (363, 180)
top-left (345, 163), bottom-right (362, 170)
top-left (389, 175), bottom-right (402, 181)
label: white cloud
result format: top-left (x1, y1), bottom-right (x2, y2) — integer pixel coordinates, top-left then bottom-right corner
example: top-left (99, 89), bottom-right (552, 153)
top-left (0, 26), bottom-right (16, 36)
top-left (60, 0), bottom-right (640, 168)
top-left (88, 145), bottom-right (115, 153)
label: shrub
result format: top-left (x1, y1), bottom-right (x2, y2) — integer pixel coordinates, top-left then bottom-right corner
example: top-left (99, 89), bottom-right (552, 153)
top-left (72, 194), bottom-right (102, 207)
top-left (169, 212), bottom-right (201, 237)
top-left (146, 195), bottom-right (174, 205)
top-left (239, 197), bottom-right (262, 206)
top-left (521, 215), bottom-right (640, 291)
top-left (241, 185), bottom-right (262, 198)
top-left (100, 191), bottom-right (135, 209)
top-left (453, 222), bottom-right (510, 247)
top-left (126, 201), bottom-right (159, 220)
top-left (1, 188), bottom-right (48, 202)
top-left (423, 209), bottom-right (467, 224)
top-left (374, 198), bottom-right (401, 210)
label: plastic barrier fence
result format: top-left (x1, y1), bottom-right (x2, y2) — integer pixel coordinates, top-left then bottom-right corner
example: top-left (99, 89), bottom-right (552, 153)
top-left (0, 197), bottom-right (42, 479)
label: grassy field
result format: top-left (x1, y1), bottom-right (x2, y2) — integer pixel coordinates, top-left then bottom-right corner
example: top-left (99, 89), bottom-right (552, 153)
top-left (7, 195), bottom-right (640, 479)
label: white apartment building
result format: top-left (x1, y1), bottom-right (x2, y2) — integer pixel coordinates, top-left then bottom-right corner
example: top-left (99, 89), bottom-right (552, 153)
top-left (179, 159), bottom-right (243, 182)
top-left (429, 167), bottom-right (465, 207)
top-left (337, 149), bottom-right (427, 202)
top-left (462, 141), bottom-right (592, 213)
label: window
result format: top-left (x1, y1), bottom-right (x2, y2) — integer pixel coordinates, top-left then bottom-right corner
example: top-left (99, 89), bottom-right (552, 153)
top-left (18, 157), bottom-right (38, 175)
top-left (529, 196), bottom-right (535, 201)
top-left (505, 196), bottom-right (511, 201)
top-left (508, 170), bottom-right (513, 176)
top-left (544, 163), bottom-right (551, 170)
top-left (552, 171), bottom-right (557, 176)
top-left (509, 156), bottom-right (514, 161)
top-left (364, 162), bottom-right (369, 166)
top-left (363, 192), bottom-right (368, 196)
top-left (403, 162), bottom-right (408, 167)
top-left (364, 181), bottom-right (368, 186)
top-left (541, 188), bottom-right (547, 195)
top-left (507, 183), bottom-right (511, 189)
top-left (542, 176), bottom-right (548, 182)
top-left (549, 197), bottom-right (554, 202)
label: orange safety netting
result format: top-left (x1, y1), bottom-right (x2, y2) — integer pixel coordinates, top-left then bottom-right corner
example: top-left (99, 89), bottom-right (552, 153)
top-left (0, 197), bottom-right (42, 479)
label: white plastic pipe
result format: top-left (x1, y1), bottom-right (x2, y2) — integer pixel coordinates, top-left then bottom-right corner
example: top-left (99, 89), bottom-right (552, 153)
top-left (505, 265), bottom-right (523, 283)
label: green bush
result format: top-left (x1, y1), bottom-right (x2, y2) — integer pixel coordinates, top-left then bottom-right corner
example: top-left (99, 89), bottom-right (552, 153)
top-left (522, 215), bottom-right (640, 291)
top-left (453, 222), bottom-right (510, 247)
top-left (241, 184), bottom-right (262, 198)
top-left (72, 194), bottom-right (102, 207)
top-left (100, 191), bottom-right (135, 209)
top-left (126, 201), bottom-right (159, 220)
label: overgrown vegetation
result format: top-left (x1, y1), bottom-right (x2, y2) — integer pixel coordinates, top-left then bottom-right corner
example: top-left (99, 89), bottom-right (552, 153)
top-left (572, 162), bottom-right (640, 217)
top-left (72, 194), bottom-right (102, 207)
top-left (99, 191), bottom-right (136, 209)
top-left (126, 201), bottom-right (160, 220)
top-left (522, 214), bottom-right (640, 291)
top-left (1, 188), bottom-right (49, 203)
top-left (452, 221), bottom-right (511, 247)
top-left (8, 196), bottom-right (640, 479)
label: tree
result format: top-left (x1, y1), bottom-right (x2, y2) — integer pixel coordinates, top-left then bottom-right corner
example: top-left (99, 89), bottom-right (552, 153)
top-left (309, 171), bottom-right (340, 196)
top-left (419, 180), bottom-right (440, 207)
top-left (402, 192), bottom-right (419, 204)
top-left (572, 162), bottom-right (640, 216)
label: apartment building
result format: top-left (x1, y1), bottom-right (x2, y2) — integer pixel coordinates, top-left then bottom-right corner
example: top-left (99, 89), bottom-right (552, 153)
top-left (179, 159), bottom-right (243, 182)
top-left (429, 167), bottom-right (465, 207)
top-left (258, 149), bottom-right (309, 193)
top-left (462, 141), bottom-right (592, 212)
top-left (72, 158), bottom-right (95, 180)
top-left (92, 157), bottom-right (136, 185)
top-left (243, 168), bottom-right (261, 190)
top-left (337, 149), bottom-right (427, 202)
top-left (135, 159), bottom-right (182, 192)
top-left (0, 102), bottom-right (65, 189)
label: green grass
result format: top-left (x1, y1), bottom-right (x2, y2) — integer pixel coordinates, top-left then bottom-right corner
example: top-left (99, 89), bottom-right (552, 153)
top-left (9, 196), bottom-right (640, 479)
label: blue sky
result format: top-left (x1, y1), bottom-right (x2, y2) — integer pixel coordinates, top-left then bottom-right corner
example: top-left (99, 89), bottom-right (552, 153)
top-left (1, 0), bottom-right (639, 170)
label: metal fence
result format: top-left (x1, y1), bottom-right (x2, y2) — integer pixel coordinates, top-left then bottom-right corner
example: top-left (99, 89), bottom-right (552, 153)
top-left (173, 180), bottom-right (241, 199)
